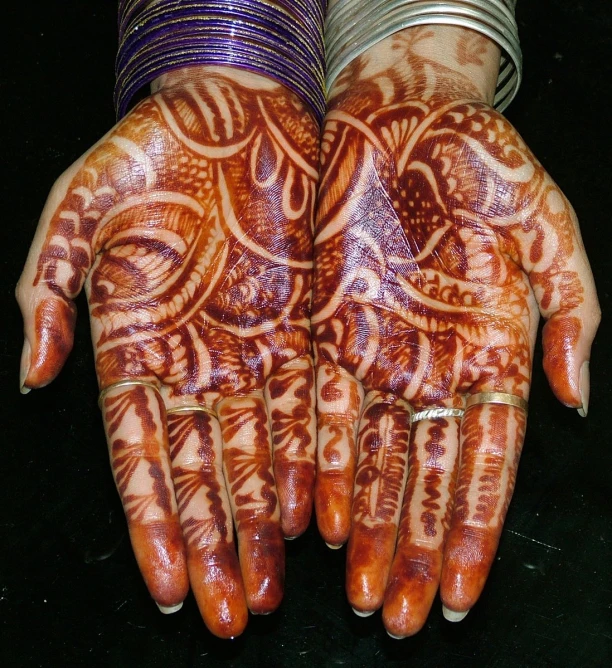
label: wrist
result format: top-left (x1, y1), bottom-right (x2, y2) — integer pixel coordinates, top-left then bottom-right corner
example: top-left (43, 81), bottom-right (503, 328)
top-left (151, 65), bottom-right (281, 95)
top-left (329, 25), bottom-right (501, 110)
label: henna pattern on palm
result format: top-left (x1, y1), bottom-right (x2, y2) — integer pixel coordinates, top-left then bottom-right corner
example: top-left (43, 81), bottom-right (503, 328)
top-left (17, 69), bottom-right (318, 637)
top-left (312, 30), bottom-right (599, 636)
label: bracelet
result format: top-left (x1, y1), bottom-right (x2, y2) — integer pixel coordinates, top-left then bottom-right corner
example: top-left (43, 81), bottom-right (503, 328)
top-left (325, 0), bottom-right (522, 112)
top-left (115, 1), bottom-right (327, 124)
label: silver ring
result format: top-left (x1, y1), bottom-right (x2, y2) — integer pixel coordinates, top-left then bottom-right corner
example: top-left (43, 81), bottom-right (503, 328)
top-left (412, 407), bottom-right (465, 423)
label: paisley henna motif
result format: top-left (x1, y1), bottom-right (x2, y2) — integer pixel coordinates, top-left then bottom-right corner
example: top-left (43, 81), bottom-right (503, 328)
top-left (313, 29), bottom-right (599, 636)
top-left (18, 68), bottom-right (319, 637)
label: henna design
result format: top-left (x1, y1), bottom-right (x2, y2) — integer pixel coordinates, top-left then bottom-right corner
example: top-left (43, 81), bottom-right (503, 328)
top-left (265, 356), bottom-right (316, 536)
top-left (314, 29), bottom-right (598, 634)
top-left (219, 394), bottom-right (284, 613)
top-left (101, 385), bottom-right (188, 607)
top-left (455, 33), bottom-right (490, 67)
top-left (346, 392), bottom-right (411, 611)
top-left (22, 69), bottom-right (319, 630)
top-left (168, 410), bottom-right (247, 638)
top-left (383, 416), bottom-right (460, 634)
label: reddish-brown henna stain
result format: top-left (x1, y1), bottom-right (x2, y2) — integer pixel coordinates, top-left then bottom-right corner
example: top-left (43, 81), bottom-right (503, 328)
top-left (313, 27), bottom-right (587, 633)
top-left (346, 395), bottom-right (410, 610)
top-left (29, 70), bottom-right (319, 632)
top-left (26, 299), bottom-right (76, 387)
top-left (168, 411), bottom-right (247, 638)
top-left (455, 33), bottom-right (489, 67)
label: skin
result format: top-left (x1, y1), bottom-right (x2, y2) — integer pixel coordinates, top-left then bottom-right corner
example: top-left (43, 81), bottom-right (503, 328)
top-left (312, 26), bottom-right (600, 637)
top-left (16, 65), bottom-right (319, 638)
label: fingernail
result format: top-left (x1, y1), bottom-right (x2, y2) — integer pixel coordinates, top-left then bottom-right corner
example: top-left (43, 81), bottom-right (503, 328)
top-left (19, 340), bottom-right (31, 394)
top-left (442, 605), bottom-right (469, 622)
top-left (156, 602), bottom-right (183, 615)
top-left (284, 535), bottom-right (297, 541)
top-left (352, 607), bottom-right (375, 618)
top-left (325, 542), bottom-right (343, 550)
top-left (578, 361), bottom-right (590, 417)
top-left (387, 631), bottom-right (406, 640)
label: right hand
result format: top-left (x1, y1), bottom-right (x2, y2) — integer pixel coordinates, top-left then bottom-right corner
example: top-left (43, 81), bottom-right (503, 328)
top-left (16, 66), bottom-right (319, 638)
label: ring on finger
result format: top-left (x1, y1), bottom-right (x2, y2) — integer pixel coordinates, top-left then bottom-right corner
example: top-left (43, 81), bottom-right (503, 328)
top-left (465, 392), bottom-right (528, 414)
top-left (98, 379), bottom-right (161, 409)
top-left (411, 407), bottom-right (465, 423)
top-left (166, 404), bottom-right (217, 419)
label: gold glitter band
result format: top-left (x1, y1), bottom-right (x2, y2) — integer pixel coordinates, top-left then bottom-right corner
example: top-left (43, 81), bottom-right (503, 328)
top-left (465, 392), bottom-right (528, 414)
top-left (98, 380), bottom-right (161, 409)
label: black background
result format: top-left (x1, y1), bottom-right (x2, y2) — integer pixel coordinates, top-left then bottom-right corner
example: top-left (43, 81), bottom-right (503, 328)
top-left (1, 2), bottom-right (611, 666)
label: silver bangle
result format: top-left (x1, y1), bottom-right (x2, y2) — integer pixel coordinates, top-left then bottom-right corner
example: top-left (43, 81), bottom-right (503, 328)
top-left (325, 0), bottom-right (522, 112)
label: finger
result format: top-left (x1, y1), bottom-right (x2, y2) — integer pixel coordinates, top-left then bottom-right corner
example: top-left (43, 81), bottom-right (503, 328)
top-left (518, 183), bottom-right (600, 413)
top-left (219, 394), bottom-right (284, 614)
top-left (168, 410), bottom-right (248, 638)
top-left (346, 392), bottom-right (411, 614)
top-left (382, 415), bottom-right (461, 637)
top-left (440, 402), bottom-right (527, 615)
top-left (15, 162), bottom-right (95, 391)
top-left (314, 361), bottom-right (364, 547)
top-left (265, 356), bottom-right (316, 538)
top-left (101, 383), bottom-right (189, 608)
top-left (16, 107), bottom-right (162, 392)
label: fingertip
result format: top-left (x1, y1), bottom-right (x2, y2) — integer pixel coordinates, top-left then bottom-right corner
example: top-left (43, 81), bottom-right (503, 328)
top-left (23, 297), bottom-right (77, 389)
top-left (315, 474), bottom-right (352, 547)
top-left (382, 547), bottom-right (440, 639)
top-left (187, 547), bottom-right (249, 639)
top-left (276, 462), bottom-right (315, 538)
top-left (542, 315), bottom-right (584, 408)
top-left (130, 522), bottom-right (189, 608)
top-left (440, 526), bottom-right (495, 613)
top-left (238, 523), bottom-right (285, 615)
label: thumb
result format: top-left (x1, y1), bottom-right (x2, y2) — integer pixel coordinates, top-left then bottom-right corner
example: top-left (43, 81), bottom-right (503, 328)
top-left (16, 157), bottom-right (100, 392)
top-left (523, 185), bottom-right (600, 416)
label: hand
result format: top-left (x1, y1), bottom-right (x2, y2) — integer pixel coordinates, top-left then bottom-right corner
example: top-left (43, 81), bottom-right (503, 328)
top-left (16, 67), bottom-right (318, 638)
top-left (312, 28), bottom-right (600, 637)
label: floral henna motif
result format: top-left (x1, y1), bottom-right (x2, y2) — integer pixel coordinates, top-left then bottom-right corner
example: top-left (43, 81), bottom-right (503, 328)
top-left (313, 30), bottom-right (598, 633)
top-left (21, 69), bottom-right (319, 633)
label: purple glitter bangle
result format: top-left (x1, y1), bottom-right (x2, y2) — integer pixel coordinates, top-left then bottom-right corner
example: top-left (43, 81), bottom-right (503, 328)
top-left (115, 0), bottom-right (327, 123)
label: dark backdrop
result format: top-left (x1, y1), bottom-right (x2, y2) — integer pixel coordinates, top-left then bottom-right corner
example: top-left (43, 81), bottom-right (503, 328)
top-left (1, 2), bottom-right (610, 666)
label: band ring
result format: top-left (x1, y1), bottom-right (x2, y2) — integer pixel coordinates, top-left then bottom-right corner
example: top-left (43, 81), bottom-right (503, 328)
top-left (465, 392), bottom-right (528, 414)
top-left (412, 407), bottom-right (465, 423)
top-left (98, 380), bottom-right (161, 409)
top-left (165, 405), bottom-right (217, 419)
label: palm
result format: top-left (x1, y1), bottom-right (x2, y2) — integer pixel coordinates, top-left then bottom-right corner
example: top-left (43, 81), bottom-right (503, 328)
top-left (313, 94), bottom-right (596, 635)
top-left (18, 69), bottom-right (318, 637)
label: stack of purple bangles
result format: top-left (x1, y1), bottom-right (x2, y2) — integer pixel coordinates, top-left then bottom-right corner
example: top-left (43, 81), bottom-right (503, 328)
top-left (115, 0), bottom-right (327, 124)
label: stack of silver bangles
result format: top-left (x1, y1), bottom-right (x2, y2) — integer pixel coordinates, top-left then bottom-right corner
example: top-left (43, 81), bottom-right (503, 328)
top-left (325, 0), bottom-right (521, 111)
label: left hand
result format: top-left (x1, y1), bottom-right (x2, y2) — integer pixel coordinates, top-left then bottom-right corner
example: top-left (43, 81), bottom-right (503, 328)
top-left (312, 28), bottom-right (600, 637)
